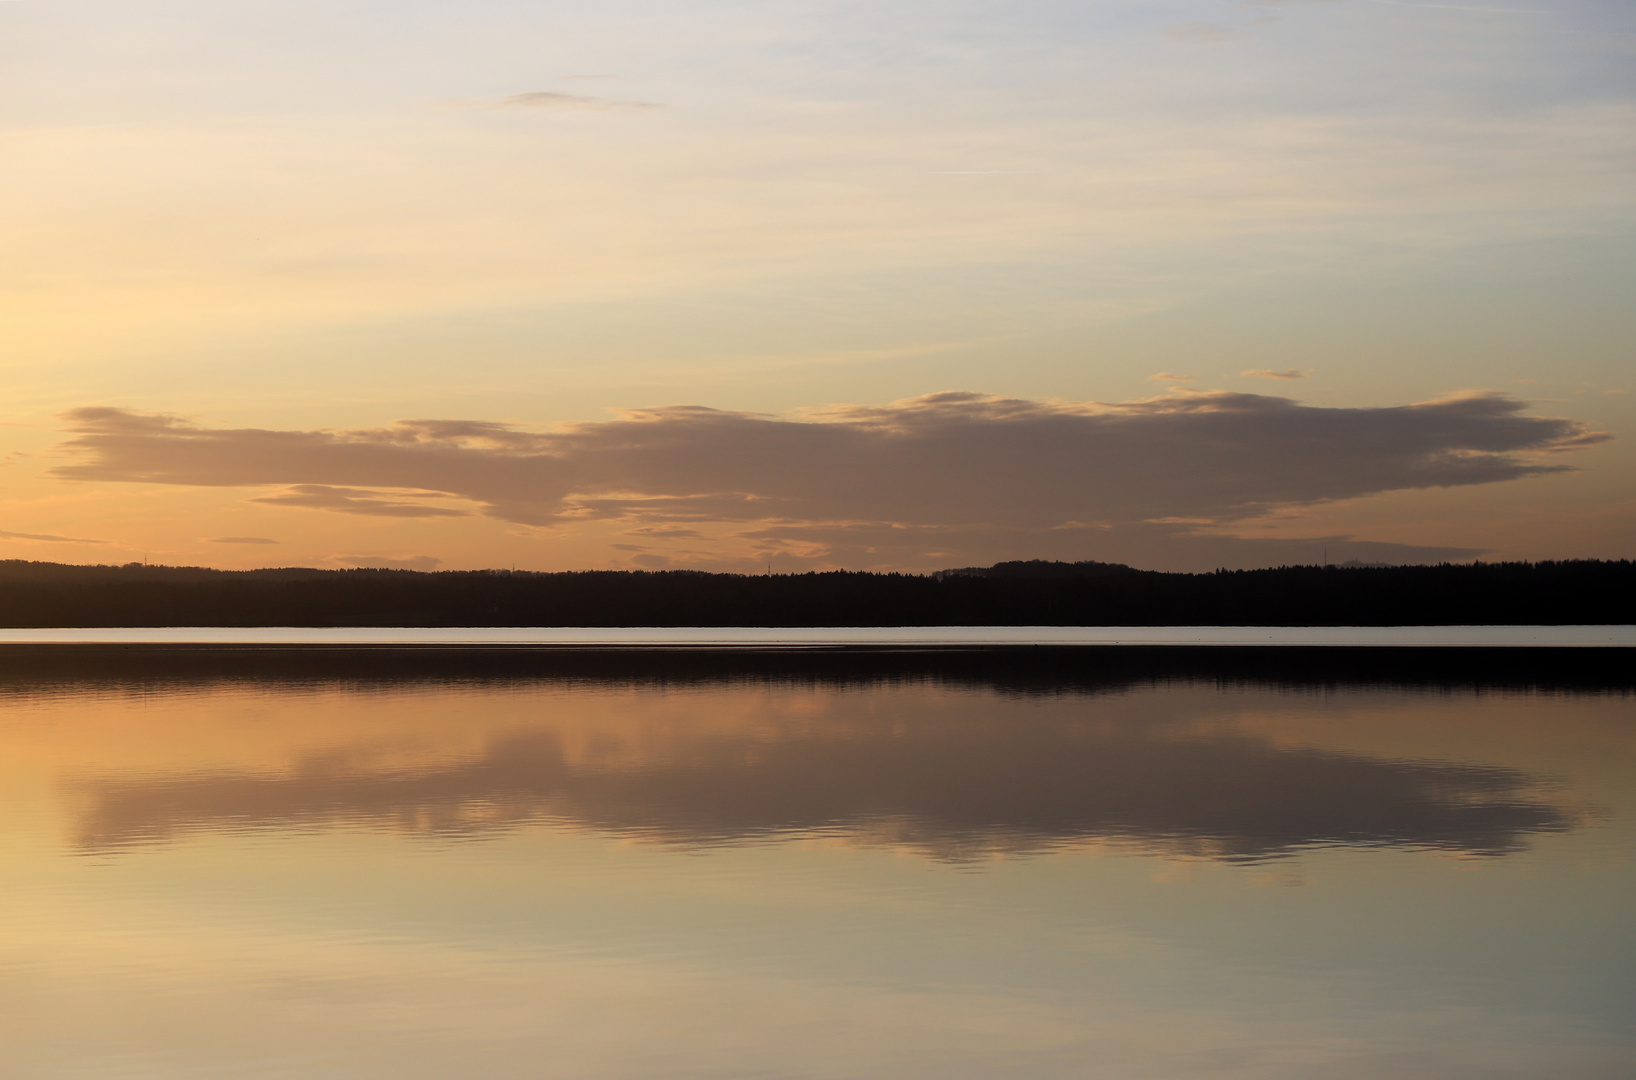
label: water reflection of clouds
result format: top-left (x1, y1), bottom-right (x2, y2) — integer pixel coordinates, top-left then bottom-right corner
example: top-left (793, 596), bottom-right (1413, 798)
top-left (71, 707), bottom-right (1579, 862)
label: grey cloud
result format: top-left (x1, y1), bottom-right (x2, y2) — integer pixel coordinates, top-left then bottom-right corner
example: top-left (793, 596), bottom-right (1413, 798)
top-left (51, 391), bottom-right (1603, 569)
top-left (251, 485), bottom-right (472, 518)
top-left (0, 529), bottom-right (107, 544)
top-left (574, 494), bottom-right (773, 523)
top-left (209, 536), bottom-right (280, 545)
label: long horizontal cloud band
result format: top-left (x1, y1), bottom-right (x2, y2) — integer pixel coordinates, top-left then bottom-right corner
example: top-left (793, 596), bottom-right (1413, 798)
top-left (53, 391), bottom-right (1602, 534)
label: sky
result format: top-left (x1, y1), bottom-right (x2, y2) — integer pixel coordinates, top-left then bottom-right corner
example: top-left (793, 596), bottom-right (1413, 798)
top-left (1, 0), bottom-right (1633, 572)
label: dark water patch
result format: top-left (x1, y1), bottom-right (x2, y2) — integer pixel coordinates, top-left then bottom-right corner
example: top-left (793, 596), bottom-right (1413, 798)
top-left (1, 643), bottom-right (1632, 701)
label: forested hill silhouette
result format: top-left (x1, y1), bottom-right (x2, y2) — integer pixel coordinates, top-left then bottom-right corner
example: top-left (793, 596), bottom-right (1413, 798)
top-left (0, 558), bottom-right (1629, 626)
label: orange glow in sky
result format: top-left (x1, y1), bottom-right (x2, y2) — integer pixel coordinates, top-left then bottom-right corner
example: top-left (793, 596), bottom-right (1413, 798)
top-left (2, 0), bottom-right (1632, 571)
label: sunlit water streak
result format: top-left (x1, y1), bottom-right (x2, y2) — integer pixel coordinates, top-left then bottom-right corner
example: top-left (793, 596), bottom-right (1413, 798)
top-left (1, 654), bottom-right (1631, 1079)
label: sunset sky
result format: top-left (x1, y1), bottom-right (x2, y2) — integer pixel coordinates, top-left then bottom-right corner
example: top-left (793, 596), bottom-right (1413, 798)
top-left (3, 0), bottom-right (1632, 572)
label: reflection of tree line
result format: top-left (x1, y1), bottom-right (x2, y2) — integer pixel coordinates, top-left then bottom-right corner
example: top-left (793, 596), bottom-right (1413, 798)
top-left (71, 703), bottom-right (1583, 863)
top-left (0, 557), bottom-right (1631, 627)
top-left (2, 643), bottom-right (1631, 700)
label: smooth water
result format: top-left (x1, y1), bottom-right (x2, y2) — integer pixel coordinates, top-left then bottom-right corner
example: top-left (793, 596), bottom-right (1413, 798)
top-left (1, 649), bottom-right (1631, 1079)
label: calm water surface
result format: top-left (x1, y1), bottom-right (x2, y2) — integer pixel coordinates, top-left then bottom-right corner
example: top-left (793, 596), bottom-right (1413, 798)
top-left (1, 649), bottom-right (1631, 1079)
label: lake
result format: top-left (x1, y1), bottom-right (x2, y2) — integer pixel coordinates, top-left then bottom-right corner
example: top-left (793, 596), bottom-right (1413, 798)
top-left (2, 646), bottom-right (1631, 1079)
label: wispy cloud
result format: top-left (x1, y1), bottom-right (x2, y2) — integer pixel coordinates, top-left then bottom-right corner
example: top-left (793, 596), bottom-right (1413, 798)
top-left (209, 536), bottom-right (280, 544)
top-left (1241, 368), bottom-right (1313, 380)
top-left (250, 485), bottom-right (471, 518)
top-left (494, 91), bottom-right (660, 112)
top-left (49, 391), bottom-right (1603, 568)
top-left (1364, 0), bottom-right (1552, 14)
top-left (1165, 22), bottom-right (1239, 43)
top-left (627, 526), bottom-right (705, 539)
top-left (1149, 372), bottom-right (1198, 382)
top-left (0, 529), bottom-right (107, 544)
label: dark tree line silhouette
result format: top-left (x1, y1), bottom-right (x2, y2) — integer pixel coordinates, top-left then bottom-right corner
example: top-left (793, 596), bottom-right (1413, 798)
top-left (0, 557), bottom-right (1629, 626)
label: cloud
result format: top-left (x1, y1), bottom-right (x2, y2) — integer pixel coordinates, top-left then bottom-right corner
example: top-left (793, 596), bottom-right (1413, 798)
top-left (1363, 0), bottom-right (1552, 13)
top-left (627, 526), bottom-right (705, 539)
top-left (209, 536), bottom-right (280, 545)
top-left (329, 555), bottom-right (444, 571)
top-left (1165, 22), bottom-right (1239, 43)
top-left (1149, 372), bottom-right (1198, 382)
top-left (1242, 368), bottom-right (1312, 380)
top-left (250, 485), bottom-right (471, 518)
top-left (0, 529), bottom-right (107, 544)
top-left (495, 91), bottom-right (659, 112)
top-left (50, 391), bottom-right (1605, 570)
